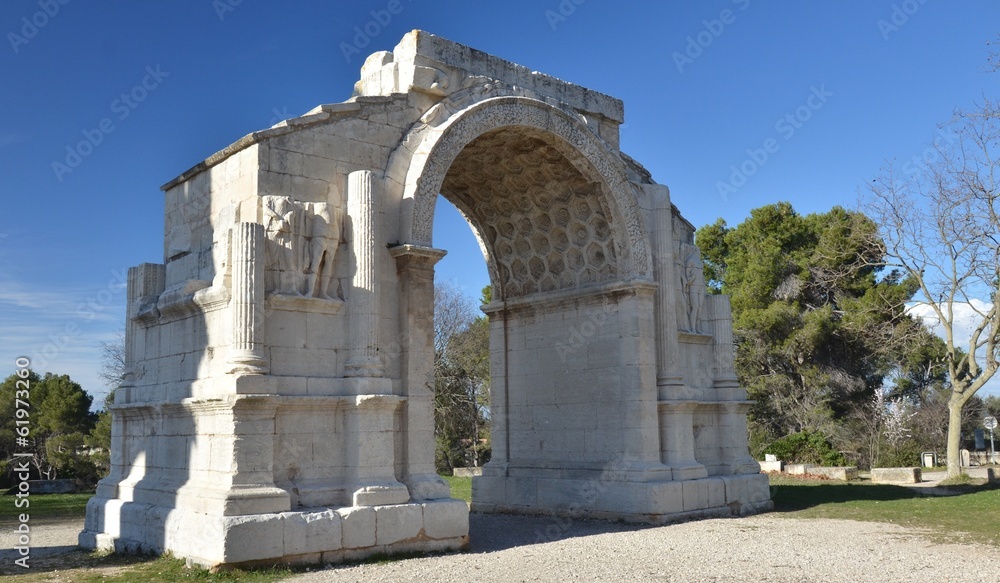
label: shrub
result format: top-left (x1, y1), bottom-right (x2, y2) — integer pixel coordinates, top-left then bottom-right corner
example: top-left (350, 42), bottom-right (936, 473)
top-left (763, 431), bottom-right (847, 466)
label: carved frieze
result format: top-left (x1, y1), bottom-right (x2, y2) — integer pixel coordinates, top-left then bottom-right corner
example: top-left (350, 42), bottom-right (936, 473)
top-left (261, 195), bottom-right (343, 298)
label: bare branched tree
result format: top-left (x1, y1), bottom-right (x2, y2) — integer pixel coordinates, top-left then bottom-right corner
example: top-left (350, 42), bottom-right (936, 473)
top-left (98, 328), bottom-right (126, 403)
top-left (433, 282), bottom-right (478, 360)
top-left (866, 81), bottom-right (1000, 477)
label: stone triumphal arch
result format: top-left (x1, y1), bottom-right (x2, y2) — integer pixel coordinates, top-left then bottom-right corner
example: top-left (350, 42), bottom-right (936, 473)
top-left (81, 31), bottom-right (771, 568)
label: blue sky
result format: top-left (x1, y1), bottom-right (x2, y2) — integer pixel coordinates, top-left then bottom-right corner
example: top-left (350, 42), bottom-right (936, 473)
top-left (1, 0), bottom-right (998, 404)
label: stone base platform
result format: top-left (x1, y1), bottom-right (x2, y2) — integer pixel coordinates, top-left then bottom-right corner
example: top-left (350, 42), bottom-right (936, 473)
top-left (472, 472), bottom-right (772, 524)
top-left (79, 497), bottom-right (469, 569)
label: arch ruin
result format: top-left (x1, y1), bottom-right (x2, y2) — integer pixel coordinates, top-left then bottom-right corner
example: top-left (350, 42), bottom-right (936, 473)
top-left (80, 30), bottom-right (771, 569)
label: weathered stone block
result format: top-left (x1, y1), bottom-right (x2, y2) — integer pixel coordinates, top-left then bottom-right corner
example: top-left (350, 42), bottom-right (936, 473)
top-left (221, 514), bottom-right (285, 563)
top-left (421, 499), bottom-right (469, 539)
top-left (758, 460), bottom-right (783, 472)
top-left (809, 466), bottom-right (859, 481)
top-left (871, 467), bottom-right (921, 484)
top-left (283, 508), bottom-right (342, 556)
top-left (374, 503), bottom-right (423, 546)
top-left (337, 506), bottom-right (376, 549)
top-left (682, 480), bottom-right (710, 512)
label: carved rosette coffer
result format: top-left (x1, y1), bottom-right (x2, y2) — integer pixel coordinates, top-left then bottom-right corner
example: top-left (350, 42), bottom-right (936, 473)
top-left (227, 222), bottom-right (269, 374)
top-left (345, 170), bottom-right (385, 378)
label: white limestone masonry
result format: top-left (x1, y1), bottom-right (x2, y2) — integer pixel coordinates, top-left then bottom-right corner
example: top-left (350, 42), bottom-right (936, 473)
top-left (80, 30), bottom-right (771, 569)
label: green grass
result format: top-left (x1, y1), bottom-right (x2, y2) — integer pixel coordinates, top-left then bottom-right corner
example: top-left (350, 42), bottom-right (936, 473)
top-left (938, 473), bottom-right (975, 486)
top-left (770, 474), bottom-right (1000, 546)
top-left (442, 474), bottom-right (472, 503)
top-left (0, 492), bottom-right (93, 522)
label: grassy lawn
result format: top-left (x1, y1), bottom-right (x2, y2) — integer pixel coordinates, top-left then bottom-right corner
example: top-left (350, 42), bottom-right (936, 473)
top-left (0, 492), bottom-right (93, 523)
top-left (443, 474), bottom-right (472, 503)
top-left (769, 474), bottom-right (1000, 546)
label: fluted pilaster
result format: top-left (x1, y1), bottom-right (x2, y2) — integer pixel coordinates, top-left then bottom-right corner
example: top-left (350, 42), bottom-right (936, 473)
top-left (651, 186), bottom-right (707, 480)
top-left (708, 295), bottom-right (739, 388)
top-left (652, 191), bottom-right (682, 393)
top-left (227, 222), bottom-right (268, 374)
top-left (345, 170), bottom-right (384, 378)
top-left (121, 263), bottom-right (164, 387)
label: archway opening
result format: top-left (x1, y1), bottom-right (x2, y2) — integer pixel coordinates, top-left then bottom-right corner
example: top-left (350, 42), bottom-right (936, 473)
top-left (431, 194), bottom-right (492, 475)
top-left (427, 124), bottom-right (656, 513)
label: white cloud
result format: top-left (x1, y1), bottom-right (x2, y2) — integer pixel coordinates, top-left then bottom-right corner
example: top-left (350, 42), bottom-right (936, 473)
top-left (908, 299), bottom-right (1000, 397)
top-left (0, 132), bottom-right (23, 148)
top-left (0, 274), bottom-right (126, 407)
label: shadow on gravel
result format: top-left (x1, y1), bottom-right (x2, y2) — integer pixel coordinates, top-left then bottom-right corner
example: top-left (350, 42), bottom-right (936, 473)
top-left (0, 547), bottom-right (151, 577)
top-left (770, 482), bottom-right (922, 512)
top-left (468, 512), bottom-right (651, 553)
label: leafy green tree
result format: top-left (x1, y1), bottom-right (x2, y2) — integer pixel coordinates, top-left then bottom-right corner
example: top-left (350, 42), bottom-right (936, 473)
top-left (697, 203), bottom-right (943, 457)
top-left (0, 371), bottom-right (98, 482)
top-left (434, 283), bottom-right (491, 472)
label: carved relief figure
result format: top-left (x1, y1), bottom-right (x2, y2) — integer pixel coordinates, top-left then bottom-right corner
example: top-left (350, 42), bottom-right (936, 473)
top-left (679, 242), bottom-right (706, 333)
top-left (263, 195), bottom-right (302, 295)
top-left (305, 201), bottom-right (342, 299)
top-left (262, 195), bottom-right (343, 299)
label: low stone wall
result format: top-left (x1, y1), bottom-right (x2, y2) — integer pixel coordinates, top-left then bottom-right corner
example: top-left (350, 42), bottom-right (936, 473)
top-left (871, 467), bottom-right (921, 484)
top-left (808, 467), bottom-right (858, 481)
top-left (452, 467), bottom-right (483, 478)
top-left (758, 460), bottom-right (783, 473)
top-left (784, 464), bottom-right (816, 475)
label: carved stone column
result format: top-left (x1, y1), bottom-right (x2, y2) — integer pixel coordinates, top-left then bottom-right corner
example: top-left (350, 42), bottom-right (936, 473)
top-left (346, 395), bottom-right (409, 506)
top-left (227, 223), bottom-right (268, 374)
top-left (390, 244), bottom-right (451, 500)
top-left (708, 295), bottom-right (759, 475)
top-left (218, 396), bottom-right (290, 515)
top-left (709, 295), bottom-right (739, 395)
top-left (717, 401), bottom-right (761, 475)
top-left (345, 170), bottom-right (385, 378)
top-left (650, 185), bottom-right (707, 481)
top-left (343, 170), bottom-right (408, 506)
top-left (121, 263), bottom-right (165, 388)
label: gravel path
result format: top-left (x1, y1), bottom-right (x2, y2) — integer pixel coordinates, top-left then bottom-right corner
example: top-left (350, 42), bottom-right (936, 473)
top-left (292, 513), bottom-right (1000, 583)
top-left (5, 512), bottom-right (998, 582)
